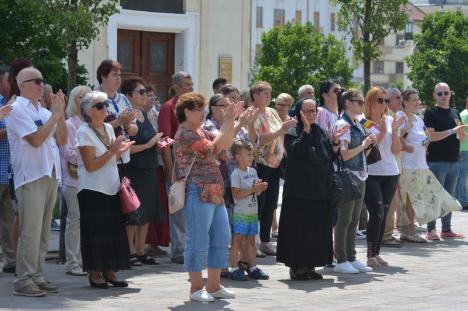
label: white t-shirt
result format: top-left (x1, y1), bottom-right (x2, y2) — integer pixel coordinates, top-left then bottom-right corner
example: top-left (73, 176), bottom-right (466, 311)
top-left (5, 96), bottom-right (62, 190)
top-left (230, 167), bottom-right (259, 215)
top-left (316, 106), bottom-right (339, 137)
top-left (334, 118), bottom-right (368, 181)
top-left (367, 115), bottom-right (399, 176)
top-left (75, 123), bottom-right (121, 195)
top-left (397, 111), bottom-right (429, 170)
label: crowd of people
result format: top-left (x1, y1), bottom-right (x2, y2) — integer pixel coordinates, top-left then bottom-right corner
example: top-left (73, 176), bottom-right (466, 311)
top-left (0, 57), bottom-right (467, 302)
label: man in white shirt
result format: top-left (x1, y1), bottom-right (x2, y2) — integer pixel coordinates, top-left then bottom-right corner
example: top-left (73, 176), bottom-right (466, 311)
top-left (5, 67), bottom-right (67, 297)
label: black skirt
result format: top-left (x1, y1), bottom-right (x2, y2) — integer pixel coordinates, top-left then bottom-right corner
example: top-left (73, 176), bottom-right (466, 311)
top-left (124, 165), bottom-right (164, 225)
top-left (276, 197), bottom-right (333, 268)
top-left (77, 189), bottom-right (130, 272)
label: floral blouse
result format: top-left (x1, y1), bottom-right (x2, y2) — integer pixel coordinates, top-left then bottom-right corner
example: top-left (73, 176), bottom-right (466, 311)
top-left (254, 107), bottom-right (284, 168)
top-left (174, 124), bottom-right (224, 205)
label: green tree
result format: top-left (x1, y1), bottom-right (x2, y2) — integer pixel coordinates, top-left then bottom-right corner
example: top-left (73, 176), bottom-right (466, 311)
top-left (252, 22), bottom-right (353, 102)
top-left (406, 10), bottom-right (468, 110)
top-left (332, 0), bottom-right (408, 93)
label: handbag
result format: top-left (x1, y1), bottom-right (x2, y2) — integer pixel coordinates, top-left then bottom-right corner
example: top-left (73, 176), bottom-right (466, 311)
top-left (168, 157), bottom-right (196, 214)
top-left (329, 153), bottom-right (362, 208)
top-left (366, 144), bottom-right (382, 165)
top-left (88, 125), bottom-right (140, 215)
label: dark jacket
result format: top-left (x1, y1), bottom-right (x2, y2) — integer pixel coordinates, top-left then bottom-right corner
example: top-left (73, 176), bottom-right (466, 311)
top-left (283, 123), bottom-right (336, 201)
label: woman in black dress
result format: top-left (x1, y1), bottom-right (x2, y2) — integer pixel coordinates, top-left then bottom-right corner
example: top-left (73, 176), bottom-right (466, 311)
top-left (121, 77), bottom-right (164, 266)
top-left (276, 98), bottom-right (344, 280)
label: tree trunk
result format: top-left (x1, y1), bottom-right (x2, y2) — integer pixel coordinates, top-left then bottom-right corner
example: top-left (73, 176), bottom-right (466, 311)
top-left (67, 40), bottom-right (78, 96)
top-left (364, 57), bottom-right (371, 94)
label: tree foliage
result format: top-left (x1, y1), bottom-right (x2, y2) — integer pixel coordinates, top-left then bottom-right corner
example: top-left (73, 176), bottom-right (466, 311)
top-left (332, 0), bottom-right (408, 93)
top-left (0, 0), bottom-right (119, 93)
top-left (252, 22), bottom-right (353, 101)
top-left (406, 10), bottom-right (468, 110)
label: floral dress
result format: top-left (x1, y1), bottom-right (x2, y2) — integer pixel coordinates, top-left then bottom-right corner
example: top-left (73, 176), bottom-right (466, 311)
top-left (174, 124), bottom-right (224, 205)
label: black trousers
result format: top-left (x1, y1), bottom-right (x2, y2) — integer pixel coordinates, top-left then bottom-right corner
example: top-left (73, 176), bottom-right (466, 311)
top-left (256, 163), bottom-right (281, 243)
top-left (364, 175), bottom-right (399, 257)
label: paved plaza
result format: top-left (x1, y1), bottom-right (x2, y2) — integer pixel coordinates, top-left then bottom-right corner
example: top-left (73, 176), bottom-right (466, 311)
top-left (1, 209), bottom-right (468, 311)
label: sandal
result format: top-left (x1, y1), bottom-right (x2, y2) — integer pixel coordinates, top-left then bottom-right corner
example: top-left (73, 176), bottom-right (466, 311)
top-left (130, 254), bottom-right (142, 266)
top-left (401, 233), bottom-right (427, 243)
top-left (367, 257), bottom-right (380, 269)
top-left (137, 254), bottom-right (159, 265)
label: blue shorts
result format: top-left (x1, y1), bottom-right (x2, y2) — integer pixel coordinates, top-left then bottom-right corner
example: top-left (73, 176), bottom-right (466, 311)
top-left (232, 212), bottom-right (258, 236)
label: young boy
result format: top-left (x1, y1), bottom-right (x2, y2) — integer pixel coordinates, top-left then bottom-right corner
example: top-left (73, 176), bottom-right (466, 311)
top-left (228, 140), bottom-right (269, 280)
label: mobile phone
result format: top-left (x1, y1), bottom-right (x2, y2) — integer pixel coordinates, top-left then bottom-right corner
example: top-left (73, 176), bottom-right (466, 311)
top-left (156, 136), bottom-right (174, 149)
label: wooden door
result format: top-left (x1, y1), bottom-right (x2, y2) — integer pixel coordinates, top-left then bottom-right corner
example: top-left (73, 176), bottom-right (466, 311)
top-left (117, 30), bottom-right (175, 103)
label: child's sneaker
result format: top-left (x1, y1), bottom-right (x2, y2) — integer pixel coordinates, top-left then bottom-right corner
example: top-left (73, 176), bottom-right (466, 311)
top-left (228, 269), bottom-right (248, 281)
top-left (247, 267), bottom-right (269, 280)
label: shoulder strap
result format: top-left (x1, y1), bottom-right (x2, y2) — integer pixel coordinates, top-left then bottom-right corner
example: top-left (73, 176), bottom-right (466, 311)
top-left (172, 156), bottom-right (196, 183)
top-left (88, 124), bottom-right (111, 150)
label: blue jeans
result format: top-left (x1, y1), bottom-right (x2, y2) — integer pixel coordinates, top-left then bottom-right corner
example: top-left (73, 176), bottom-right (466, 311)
top-left (166, 181), bottom-right (186, 259)
top-left (456, 152), bottom-right (468, 207)
top-left (184, 184), bottom-right (230, 272)
top-left (427, 162), bottom-right (460, 232)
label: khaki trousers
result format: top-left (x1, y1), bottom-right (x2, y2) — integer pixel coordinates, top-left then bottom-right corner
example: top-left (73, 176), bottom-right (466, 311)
top-left (0, 184), bottom-right (15, 268)
top-left (383, 185), bottom-right (400, 241)
top-left (14, 175), bottom-right (58, 290)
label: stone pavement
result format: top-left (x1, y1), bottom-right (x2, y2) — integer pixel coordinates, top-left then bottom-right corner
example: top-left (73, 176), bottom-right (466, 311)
top-left (1, 210), bottom-right (468, 311)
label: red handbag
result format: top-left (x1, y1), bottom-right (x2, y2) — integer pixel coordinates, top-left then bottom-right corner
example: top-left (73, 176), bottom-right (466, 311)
top-left (119, 176), bottom-right (140, 214)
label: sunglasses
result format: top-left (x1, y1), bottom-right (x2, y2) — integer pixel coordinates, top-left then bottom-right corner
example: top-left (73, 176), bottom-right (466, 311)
top-left (23, 78), bottom-right (45, 85)
top-left (134, 89), bottom-right (147, 95)
top-left (377, 98), bottom-right (390, 104)
top-left (437, 91), bottom-right (450, 97)
top-left (332, 88), bottom-right (342, 94)
top-left (92, 102), bottom-right (109, 110)
top-left (351, 99), bottom-right (364, 106)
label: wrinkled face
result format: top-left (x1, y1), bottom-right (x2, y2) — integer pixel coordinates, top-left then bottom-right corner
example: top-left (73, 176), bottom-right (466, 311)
top-left (275, 99), bottom-right (292, 116)
top-left (253, 89), bottom-right (272, 108)
top-left (75, 89), bottom-right (91, 113)
top-left (128, 83), bottom-right (147, 108)
top-left (20, 69), bottom-right (44, 101)
top-left (175, 78), bottom-right (193, 96)
top-left (87, 99), bottom-right (109, 123)
top-left (102, 69), bottom-right (121, 93)
top-left (300, 87), bottom-right (315, 100)
top-left (434, 84), bottom-right (451, 106)
top-left (301, 100), bottom-right (317, 124)
top-left (388, 91), bottom-right (402, 113)
top-left (211, 97), bottom-right (230, 122)
top-left (185, 103), bottom-right (206, 128)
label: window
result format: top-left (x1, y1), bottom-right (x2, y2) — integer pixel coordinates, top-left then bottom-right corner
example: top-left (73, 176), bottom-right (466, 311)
top-left (395, 34), bottom-right (405, 47)
top-left (313, 11), bottom-right (320, 31)
top-left (256, 7), bottom-right (263, 28)
top-left (330, 13), bottom-right (336, 31)
top-left (405, 22), bottom-right (414, 40)
top-left (295, 10), bottom-right (302, 23)
top-left (274, 9), bottom-right (285, 26)
top-left (396, 62), bottom-right (404, 74)
top-left (122, 0), bottom-right (184, 14)
top-left (373, 61), bottom-right (384, 74)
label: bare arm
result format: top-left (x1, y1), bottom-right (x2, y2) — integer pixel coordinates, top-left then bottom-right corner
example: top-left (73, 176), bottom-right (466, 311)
top-left (23, 114), bottom-right (60, 147)
top-left (0, 129), bottom-right (7, 140)
top-left (79, 146), bottom-right (116, 172)
top-left (340, 136), bottom-right (375, 161)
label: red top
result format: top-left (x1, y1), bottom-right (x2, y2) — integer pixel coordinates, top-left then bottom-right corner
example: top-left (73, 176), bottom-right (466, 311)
top-left (157, 96), bottom-right (179, 139)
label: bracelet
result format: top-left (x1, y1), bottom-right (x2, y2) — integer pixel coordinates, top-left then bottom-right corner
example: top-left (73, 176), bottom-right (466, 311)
top-left (448, 128), bottom-right (455, 136)
top-left (332, 140), bottom-right (340, 146)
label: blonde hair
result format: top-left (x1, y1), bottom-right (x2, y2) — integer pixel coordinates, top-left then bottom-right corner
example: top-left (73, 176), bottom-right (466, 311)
top-left (364, 86), bottom-right (388, 119)
top-left (67, 85), bottom-right (91, 118)
top-left (276, 93), bottom-right (294, 107)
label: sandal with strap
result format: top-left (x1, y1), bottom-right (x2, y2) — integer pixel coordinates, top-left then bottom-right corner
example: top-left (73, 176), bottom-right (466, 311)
top-left (130, 254), bottom-right (142, 266)
top-left (137, 254), bottom-right (159, 265)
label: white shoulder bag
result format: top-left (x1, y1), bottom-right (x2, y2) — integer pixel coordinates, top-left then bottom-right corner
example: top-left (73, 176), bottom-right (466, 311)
top-left (168, 157), bottom-right (196, 214)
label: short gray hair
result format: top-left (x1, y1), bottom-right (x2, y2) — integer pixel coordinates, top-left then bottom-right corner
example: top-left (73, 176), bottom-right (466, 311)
top-left (67, 85), bottom-right (91, 118)
top-left (298, 84), bottom-right (314, 99)
top-left (172, 71), bottom-right (191, 86)
top-left (386, 87), bottom-right (401, 97)
top-left (80, 91), bottom-right (107, 123)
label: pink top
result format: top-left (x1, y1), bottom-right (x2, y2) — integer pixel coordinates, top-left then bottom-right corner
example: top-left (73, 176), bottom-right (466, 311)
top-left (59, 116), bottom-right (83, 188)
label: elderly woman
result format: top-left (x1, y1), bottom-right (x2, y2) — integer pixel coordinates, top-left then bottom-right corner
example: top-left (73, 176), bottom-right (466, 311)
top-left (248, 81), bottom-right (296, 256)
top-left (174, 92), bottom-right (242, 302)
top-left (121, 77), bottom-right (164, 266)
top-left (59, 85), bottom-right (91, 276)
top-left (275, 93), bottom-right (294, 122)
top-left (277, 98), bottom-right (343, 280)
top-left (398, 89), bottom-right (461, 242)
top-left (76, 91), bottom-right (133, 288)
top-left (333, 89), bottom-right (376, 274)
top-left (363, 87), bottom-right (404, 268)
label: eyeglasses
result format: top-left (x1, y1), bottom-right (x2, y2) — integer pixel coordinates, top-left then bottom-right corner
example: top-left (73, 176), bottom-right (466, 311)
top-left (134, 89), bottom-right (147, 95)
top-left (377, 98), bottom-right (390, 104)
top-left (92, 102), bottom-right (109, 110)
top-left (332, 88), bottom-right (342, 94)
top-left (302, 109), bottom-right (317, 115)
top-left (213, 104), bottom-right (229, 108)
top-left (23, 78), bottom-right (45, 85)
top-left (276, 103), bottom-right (291, 108)
top-left (351, 99), bottom-right (364, 106)
top-left (436, 91), bottom-right (450, 97)
top-left (191, 107), bottom-right (205, 113)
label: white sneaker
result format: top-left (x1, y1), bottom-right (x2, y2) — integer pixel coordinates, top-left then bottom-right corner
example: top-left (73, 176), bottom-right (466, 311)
top-left (190, 289), bottom-right (215, 302)
top-left (209, 286), bottom-right (236, 299)
top-left (350, 260), bottom-right (373, 272)
top-left (334, 261), bottom-right (360, 274)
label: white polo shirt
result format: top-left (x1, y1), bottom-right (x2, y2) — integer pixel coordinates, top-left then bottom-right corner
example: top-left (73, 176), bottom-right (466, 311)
top-left (5, 96), bottom-right (62, 190)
